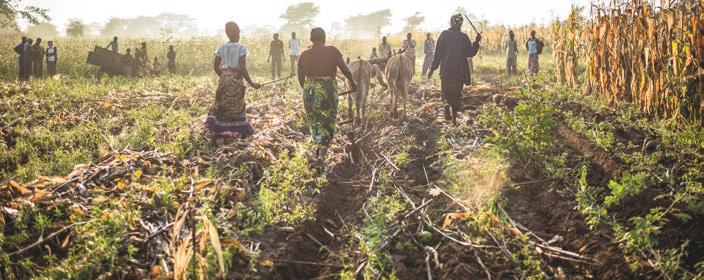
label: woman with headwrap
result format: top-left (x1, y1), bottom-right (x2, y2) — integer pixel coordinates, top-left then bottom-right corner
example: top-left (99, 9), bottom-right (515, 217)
top-left (297, 27), bottom-right (357, 163)
top-left (206, 21), bottom-right (262, 144)
top-left (428, 14), bottom-right (482, 126)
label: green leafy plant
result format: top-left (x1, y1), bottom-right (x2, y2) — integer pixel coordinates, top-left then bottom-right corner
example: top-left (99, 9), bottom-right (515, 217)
top-left (257, 148), bottom-right (325, 225)
top-left (604, 172), bottom-right (648, 206)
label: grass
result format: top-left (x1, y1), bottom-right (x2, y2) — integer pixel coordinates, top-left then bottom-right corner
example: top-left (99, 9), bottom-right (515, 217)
top-left (0, 32), bottom-right (701, 279)
top-left (480, 74), bottom-right (704, 278)
top-left (257, 147), bottom-right (326, 226)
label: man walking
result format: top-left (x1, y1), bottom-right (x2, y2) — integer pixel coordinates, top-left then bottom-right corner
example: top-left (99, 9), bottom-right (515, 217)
top-left (428, 14), bottom-right (481, 126)
top-left (504, 31), bottom-right (518, 75)
top-left (32, 38), bottom-right (45, 78)
top-left (46, 41), bottom-right (58, 77)
top-left (268, 33), bottom-right (285, 79)
top-left (14, 37), bottom-right (27, 81)
top-left (422, 33), bottom-right (435, 76)
top-left (526, 31), bottom-right (542, 75)
top-left (288, 32), bottom-right (301, 75)
top-left (167, 45), bottom-right (176, 74)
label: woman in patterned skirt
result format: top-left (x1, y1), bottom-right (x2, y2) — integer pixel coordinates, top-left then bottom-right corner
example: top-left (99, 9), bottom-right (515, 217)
top-left (206, 21), bottom-right (262, 144)
top-left (297, 27), bottom-right (357, 163)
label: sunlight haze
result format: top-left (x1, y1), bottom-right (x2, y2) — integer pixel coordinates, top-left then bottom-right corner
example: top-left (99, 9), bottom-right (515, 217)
top-left (25, 0), bottom-right (590, 35)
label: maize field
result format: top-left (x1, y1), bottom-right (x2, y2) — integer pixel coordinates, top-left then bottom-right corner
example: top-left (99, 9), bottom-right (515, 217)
top-left (553, 0), bottom-right (704, 124)
top-left (1, 1), bottom-right (702, 278)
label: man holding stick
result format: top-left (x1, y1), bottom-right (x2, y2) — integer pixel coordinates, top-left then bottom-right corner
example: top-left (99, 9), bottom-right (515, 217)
top-left (428, 14), bottom-right (481, 126)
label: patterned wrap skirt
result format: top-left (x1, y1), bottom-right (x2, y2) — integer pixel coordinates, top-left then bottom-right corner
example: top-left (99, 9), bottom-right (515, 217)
top-left (205, 69), bottom-right (254, 139)
top-left (528, 53), bottom-right (540, 74)
top-left (303, 77), bottom-right (338, 145)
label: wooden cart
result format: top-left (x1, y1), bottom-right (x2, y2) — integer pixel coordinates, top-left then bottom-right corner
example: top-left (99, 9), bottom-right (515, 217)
top-left (86, 46), bottom-right (131, 76)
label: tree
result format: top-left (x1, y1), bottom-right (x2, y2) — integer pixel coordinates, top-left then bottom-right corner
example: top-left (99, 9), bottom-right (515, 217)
top-left (123, 16), bottom-right (161, 37)
top-left (157, 13), bottom-right (198, 38)
top-left (241, 25), bottom-right (275, 38)
top-left (66, 18), bottom-right (85, 37)
top-left (345, 9), bottom-right (392, 39)
top-left (26, 22), bottom-right (58, 38)
top-left (101, 17), bottom-right (128, 37)
top-left (0, 12), bottom-right (18, 33)
top-left (452, 7), bottom-right (485, 32)
top-left (100, 14), bottom-right (198, 38)
top-left (279, 2), bottom-right (319, 37)
top-left (329, 22), bottom-right (343, 37)
top-left (85, 22), bottom-right (102, 37)
top-left (454, 6), bottom-right (468, 17)
top-left (403, 12), bottom-right (425, 33)
top-left (0, 0), bottom-right (49, 27)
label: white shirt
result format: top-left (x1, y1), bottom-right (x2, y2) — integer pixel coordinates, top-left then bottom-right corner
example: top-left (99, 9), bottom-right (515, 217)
top-left (289, 38), bottom-right (301, 56)
top-left (47, 47), bottom-right (57, 62)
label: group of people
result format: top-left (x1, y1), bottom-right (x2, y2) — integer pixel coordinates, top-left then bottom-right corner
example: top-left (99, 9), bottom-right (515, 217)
top-left (372, 32), bottom-right (440, 88)
top-left (208, 14), bottom-right (493, 164)
top-left (266, 32), bottom-right (301, 79)
top-left (13, 36), bottom-right (58, 81)
top-left (12, 36), bottom-right (179, 80)
top-left (12, 15), bottom-right (544, 166)
top-left (212, 22), bottom-right (357, 162)
top-left (503, 30), bottom-right (544, 75)
top-left (105, 36), bottom-right (177, 77)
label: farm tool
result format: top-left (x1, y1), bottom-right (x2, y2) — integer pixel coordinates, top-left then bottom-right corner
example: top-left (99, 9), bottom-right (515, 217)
top-left (463, 14), bottom-right (482, 35)
top-left (260, 74), bottom-right (295, 87)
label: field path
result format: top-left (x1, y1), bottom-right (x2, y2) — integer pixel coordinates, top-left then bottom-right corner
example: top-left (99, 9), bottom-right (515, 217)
top-left (248, 77), bottom-right (635, 279)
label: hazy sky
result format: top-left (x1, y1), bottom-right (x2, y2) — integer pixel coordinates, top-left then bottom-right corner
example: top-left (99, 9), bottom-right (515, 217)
top-left (26, 0), bottom-right (591, 34)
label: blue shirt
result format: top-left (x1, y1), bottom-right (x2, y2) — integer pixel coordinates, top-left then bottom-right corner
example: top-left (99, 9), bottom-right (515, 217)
top-left (430, 27), bottom-right (480, 85)
top-left (215, 42), bottom-right (248, 69)
top-left (527, 38), bottom-right (538, 55)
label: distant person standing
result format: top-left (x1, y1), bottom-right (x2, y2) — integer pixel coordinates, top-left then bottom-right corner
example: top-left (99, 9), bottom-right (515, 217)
top-left (428, 14), bottom-right (481, 126)
top-left (402, 33), bottom-right (417, 74)
top-left (167, 45), bottom-right (176, 74)
top-left (152, 57), bottom-right (161, 76)
top-left (268, 33), bottom-right (285, 79)
top-left (14, 37), bottom-right (27, 80)
top-left (106, 36), bottom-right (119, 52)
top-left (379, 36), bottom-right (392, 60)
top-left (504, 30), bottom-right (518, 75)
top-left (369, 47), bottom-right (388, 88)
top-left (21, 38), bottom-right (34, 81)
top-left (288, 32), bottom-right (301, 75)
top-left (207, 21), bottom-right (262, 143)
top-left (46, 41), bottom-right (57, 77)
top-left (526, 30), bottom-right (543, 75)
top-left (422, 33), bottom-right (435, 76)
top-left (123, 48), bottom-right (135, 76)
top-left (31, 38), bottom-right (45, 78)
top-left (134, 42), bottom-right (149, 76)
top-left (297, 27), bottom-right (357, 164)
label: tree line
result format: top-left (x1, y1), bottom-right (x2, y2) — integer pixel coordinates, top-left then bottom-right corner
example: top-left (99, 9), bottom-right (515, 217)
top-left (2, 1), bottom-right (472, 39)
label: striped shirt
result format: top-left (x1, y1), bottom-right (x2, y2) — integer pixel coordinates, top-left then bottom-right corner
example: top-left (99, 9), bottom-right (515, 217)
top-left (215, 42), bottom-right (248, 69)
